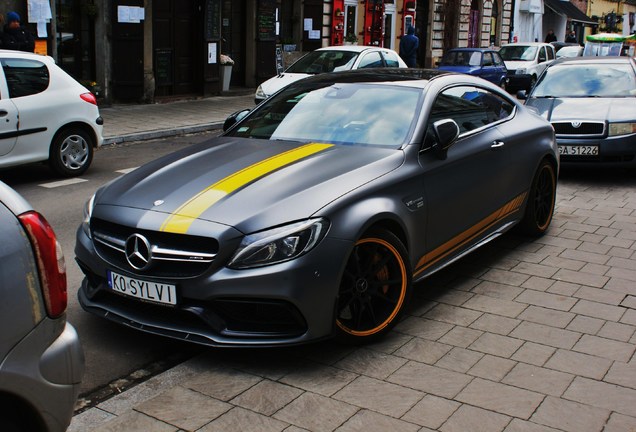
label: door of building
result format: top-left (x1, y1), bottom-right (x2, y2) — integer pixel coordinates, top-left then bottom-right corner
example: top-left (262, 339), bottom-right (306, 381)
top-left (303, 0), bottom-right (323, 52)
top-left (415, 0), bottom-right (430, 66)
top-left (112, 0), bottom-right (144, 101)
top-left (222, 0), bottom-right (245, 87)
top-left (468, 0), bottom-right (480, 48)
top-left (56, 0), bottom-right (96, 83)
top-left (154, 0), bottom-right (202, 97)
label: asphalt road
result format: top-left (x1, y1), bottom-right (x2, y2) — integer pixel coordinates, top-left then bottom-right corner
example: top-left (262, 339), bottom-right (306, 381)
top-left (0, 131), bottom-right (220, 398)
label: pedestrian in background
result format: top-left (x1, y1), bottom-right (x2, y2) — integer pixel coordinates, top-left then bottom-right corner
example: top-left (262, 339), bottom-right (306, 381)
top-left (3, 12), bottom-right (34, 52)
top-left (565, 30), bottom-right (577, 43)
top-left (545, 29), bottom-right (557, 43)
top-left (399, 25), bottom-right (419, 68)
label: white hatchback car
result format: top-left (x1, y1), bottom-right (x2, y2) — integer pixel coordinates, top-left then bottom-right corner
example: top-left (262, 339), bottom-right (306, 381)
top-left (254, 45), bottom-right (408, 103)
top-left (0, 50), bottom-right (103, 177)
top-left (498, 42), bottom-right (556, 92)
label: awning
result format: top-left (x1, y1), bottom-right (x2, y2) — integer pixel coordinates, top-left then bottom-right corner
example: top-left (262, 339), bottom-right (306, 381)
top-left (544, 0), bottom-right (597, 25)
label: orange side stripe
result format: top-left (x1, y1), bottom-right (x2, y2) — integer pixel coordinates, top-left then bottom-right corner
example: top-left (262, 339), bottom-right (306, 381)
top-left (414, 192), bottom-right (527, 276)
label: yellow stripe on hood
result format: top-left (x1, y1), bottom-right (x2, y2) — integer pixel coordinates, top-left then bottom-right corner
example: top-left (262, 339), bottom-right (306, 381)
top-left (160, 143), bottom-right (333, 234)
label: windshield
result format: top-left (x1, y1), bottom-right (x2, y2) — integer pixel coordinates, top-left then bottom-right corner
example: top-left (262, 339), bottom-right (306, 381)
top-left (440, 51), bottom-right (482, 67)
top-left (582, 41), bottom-right (623, 56)
top-left (227, 82), bottom-right (423, 148)
top-left (532, 63), bottom-right (636, 97)
top-left (286, 50), bottom-right (359, 74)
top-left (499, 46), bottom-right (537, 61)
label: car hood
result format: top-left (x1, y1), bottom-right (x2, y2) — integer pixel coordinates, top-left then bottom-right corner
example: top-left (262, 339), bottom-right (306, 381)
top-left (503, 60), bottom-right (532, 70)
top-left (260, 73), bottom-right (311, 97)
top-left (438, 65), bottom-right (480, 74)
top-left (525, 97), bottom-right (635, 122)
top-left (94, 137), bottom-right (404, 234)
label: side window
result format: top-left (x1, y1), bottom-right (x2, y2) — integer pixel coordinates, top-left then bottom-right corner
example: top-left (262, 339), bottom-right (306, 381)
top-left (483, 53), bottom-right (494, 66)
top-left (381, 50), bottom-right (402, 68)
top-left (493, 52), bottom-right (505, 66)
top-left (1, 58), bottom-right (49, 98)
top-left (357, 52), bottom-right (383, 69)
top-left (547, 46), bottom-right (555, 60)
top-left (538, 47), bottom-right (547, 63)
top-left (428, 86), bottom-right (514, 135)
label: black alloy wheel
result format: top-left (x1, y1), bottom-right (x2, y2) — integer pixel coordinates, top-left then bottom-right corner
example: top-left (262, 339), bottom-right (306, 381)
top-left (519, 160), bottom-right (556, 236)
top-left (336, 229), bottom-right (412, 343)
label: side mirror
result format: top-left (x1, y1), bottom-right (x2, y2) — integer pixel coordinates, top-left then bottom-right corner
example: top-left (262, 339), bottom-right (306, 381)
top-left (516, 90), bottom-right (528, 100)
top-left (223, 109), bottom-right (251, 132)
top-left (432, 119), bottom-right (459, 160)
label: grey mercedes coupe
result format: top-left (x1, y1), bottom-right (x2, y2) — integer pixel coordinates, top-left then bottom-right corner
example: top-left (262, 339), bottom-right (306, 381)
top-left (75, 69), bottom-right (558, 347)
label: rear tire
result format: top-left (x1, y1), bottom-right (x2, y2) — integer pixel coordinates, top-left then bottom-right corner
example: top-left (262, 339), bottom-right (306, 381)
top-left (519, 160), bottom-right (556, 236)
top-left (336, 229), bottom-right (412, 344)
top-left (49, 127), bottom-right (94, 177)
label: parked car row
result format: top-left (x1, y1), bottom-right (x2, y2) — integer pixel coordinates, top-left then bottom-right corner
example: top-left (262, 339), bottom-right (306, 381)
top-left (436, 42), bottom-right (588, 93)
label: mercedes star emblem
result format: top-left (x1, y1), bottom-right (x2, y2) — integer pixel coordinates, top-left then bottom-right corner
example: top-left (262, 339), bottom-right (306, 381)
top-left (125, 234), bottom-right (152, 270)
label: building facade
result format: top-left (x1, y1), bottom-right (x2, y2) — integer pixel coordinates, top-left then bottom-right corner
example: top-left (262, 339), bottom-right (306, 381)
top-left (7, 0), bottom-right (623, 105)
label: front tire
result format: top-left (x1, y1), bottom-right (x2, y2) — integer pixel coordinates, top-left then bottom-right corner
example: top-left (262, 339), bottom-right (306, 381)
top-left (527, 75), bottom-right (537, 93)
top-left (519, 160), bottom-right (556, 236)
top-left (336, 229), bottom-right (412, 344)
top-left (49, 127), bottom-right (94, 177)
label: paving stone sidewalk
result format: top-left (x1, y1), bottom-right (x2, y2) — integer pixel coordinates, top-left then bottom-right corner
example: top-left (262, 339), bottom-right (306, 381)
top-left (70, 94), bottom-right (636, 432)
top-left (99, 93), bottom-right (256, 145)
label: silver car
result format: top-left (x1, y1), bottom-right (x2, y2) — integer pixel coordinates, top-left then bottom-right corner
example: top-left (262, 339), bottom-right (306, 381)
top-left (522, 56), bottom-right (636, 167)
top-left (0, 181), bottom-right (84, 431)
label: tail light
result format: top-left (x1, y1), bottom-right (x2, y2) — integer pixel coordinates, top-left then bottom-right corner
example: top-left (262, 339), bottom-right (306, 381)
top-left (18, 211), bottom-right (67, 318)
top-left (80, 92), bottom-right (97, 105)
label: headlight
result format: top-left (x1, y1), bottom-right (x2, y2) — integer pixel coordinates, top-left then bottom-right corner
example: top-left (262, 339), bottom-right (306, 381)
top-left (608, 122), bottom-right (636, 137)
top-left (255, 85), bottom-right (267, 100)
top-left (228, 218), bottom-right (329, 269)
top-left (516, 68), bottom-right (527, 75)
top-left (82, 194), bottom-right (95, 238)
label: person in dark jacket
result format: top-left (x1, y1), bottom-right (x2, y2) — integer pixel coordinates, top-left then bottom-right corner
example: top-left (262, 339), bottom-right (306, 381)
top-left (399, 25), bottom-right (419, 68)
top-left (2, 12), bottom-right (35, 52)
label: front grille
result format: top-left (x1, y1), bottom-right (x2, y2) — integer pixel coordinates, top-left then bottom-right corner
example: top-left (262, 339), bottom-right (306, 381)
top-left (552, 121), bottom-right (605, 137)
top-left (561, 154), bottom-right (634, 163)
top-left (89, 286), bottom-right (307, 339)
top-left (91, 218), bottom-right (218, 278)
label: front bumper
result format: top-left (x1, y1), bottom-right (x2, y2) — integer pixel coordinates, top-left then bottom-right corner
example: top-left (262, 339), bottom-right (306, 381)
top-left (0, 320), bottom-right (84, 432)
top-left (75, 226), bottom-right (353, 347)
top-left (557, 134), bottom-right (636, 167)
top-left (506, 73), bottom-right (532, 91)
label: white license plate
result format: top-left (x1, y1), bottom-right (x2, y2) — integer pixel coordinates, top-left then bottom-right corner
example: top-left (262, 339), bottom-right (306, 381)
top-left (558, 145), bottom-right (599, 156)
top-left (108, 271), bottom-right (177, 305)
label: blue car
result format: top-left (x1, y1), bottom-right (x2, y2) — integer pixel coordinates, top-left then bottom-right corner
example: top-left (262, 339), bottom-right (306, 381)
top-left (438, 48), bottom-right (508, 89)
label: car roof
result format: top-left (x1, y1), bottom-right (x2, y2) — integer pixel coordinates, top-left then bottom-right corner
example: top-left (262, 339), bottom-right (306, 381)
top-left (446, 47), bottom-right (496, 52)
top-left (551, 55), bottom-right (635, 66)
top-left (0, 49), bottom-right (52, 60)
top-left (285, 68), bottom-right (451, 89)
top-left (316, 45), bottom-right (397, 53)
top-left (501, 42), bottom-right (553, 47)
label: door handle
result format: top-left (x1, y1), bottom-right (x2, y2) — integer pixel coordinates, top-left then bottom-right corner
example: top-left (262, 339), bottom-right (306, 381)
top-left (0, 110), bottom-right (7, 117)
top-left (491, 141), bottom-right (505, 149)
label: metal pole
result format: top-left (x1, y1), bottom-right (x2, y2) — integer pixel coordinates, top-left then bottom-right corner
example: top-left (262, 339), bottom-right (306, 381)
top-left (50, 0), bottom-right (58, 61)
